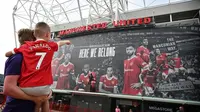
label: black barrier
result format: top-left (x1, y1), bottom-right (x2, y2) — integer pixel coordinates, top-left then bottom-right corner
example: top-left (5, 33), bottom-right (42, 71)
top-left (143, 101), bottom-right (200, 112)
top-left (50, 90), bottom-right (111, 112)
top-left (50, 91), bottom-right (71, 111)
top-left (70, 93), bottom-right (111, 112)
top-left (51, 89), bottom-right (200, 112)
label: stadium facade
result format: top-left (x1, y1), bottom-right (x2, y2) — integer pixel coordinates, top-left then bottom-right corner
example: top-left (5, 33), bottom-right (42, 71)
top-left (11, 0), bottom-right (200, 112)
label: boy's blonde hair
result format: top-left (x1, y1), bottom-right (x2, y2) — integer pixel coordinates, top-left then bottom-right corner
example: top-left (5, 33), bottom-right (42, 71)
top-left (34, 22), bottom-right (50, 38)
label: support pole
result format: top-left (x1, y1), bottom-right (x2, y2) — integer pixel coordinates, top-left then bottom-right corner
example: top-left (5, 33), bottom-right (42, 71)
top-left (170, 14), bottom-right (172, 22)
top-left (77, 0), bottom-right (84, 25)
top-left (199, 9), bottom-right (200, 23)
top-left (12, 13), bottom-right (18, 48)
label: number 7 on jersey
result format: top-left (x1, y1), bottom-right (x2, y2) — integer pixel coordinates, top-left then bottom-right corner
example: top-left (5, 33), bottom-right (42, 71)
top-left (36, 52), bottom-right (47, 70)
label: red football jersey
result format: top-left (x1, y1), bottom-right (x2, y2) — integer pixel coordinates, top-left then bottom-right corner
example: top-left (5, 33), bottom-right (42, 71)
top-left (51, 54), bottom-right (64, 76)
top-left (52, 58), bottom-right (60, 77)
top-left (78, 71), bottom-right (96, 86)
top-left (172, 57), bottom-right (182, 68)
top-left (56, 62), bottom-right (74, 76)
top-left (14, 40), bottom-right (58, 87)
top-left (136, 46), bottom-right (150, 63)
top-left (142, 69), bottom-right (158, 87)
top-left (56, 62), bottom-right (74, 89)
top-left (100, 75), bottom-right (118, 93)
top-left (122, 56), bottom-right (147, 95)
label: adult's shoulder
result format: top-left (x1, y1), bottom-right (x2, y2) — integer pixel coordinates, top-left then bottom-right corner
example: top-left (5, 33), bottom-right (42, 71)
top-left (14, 53), bottom-right (23, 58)
top-left (7, 53), bottom-right (23, 62)
top-left (4, 53), bottom-right (23, 76)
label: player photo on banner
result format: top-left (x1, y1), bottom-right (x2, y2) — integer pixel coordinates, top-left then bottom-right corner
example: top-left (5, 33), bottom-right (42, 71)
top-left (52, 25), bottom-right (200, 101)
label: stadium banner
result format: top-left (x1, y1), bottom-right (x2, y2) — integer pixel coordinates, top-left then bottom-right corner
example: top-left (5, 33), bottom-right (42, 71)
top-left (157, 81), bottom-right (194, 92)
top-left (51, 25), bottom-right (200, 101)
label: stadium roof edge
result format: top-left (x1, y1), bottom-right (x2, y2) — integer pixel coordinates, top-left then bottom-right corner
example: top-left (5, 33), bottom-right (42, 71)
top-left (50, 0), bottom-right (200, 32)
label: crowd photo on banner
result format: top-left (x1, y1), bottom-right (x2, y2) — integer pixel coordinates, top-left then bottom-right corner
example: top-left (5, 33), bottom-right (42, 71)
top-left (51, 25), bottom-right (200, 101)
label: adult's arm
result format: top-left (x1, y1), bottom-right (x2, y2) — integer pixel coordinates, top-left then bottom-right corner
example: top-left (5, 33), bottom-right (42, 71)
top-left (5, 44), bottom-right (27, 57)
top-left (3, 54), bottom-right (48, 103)
top-left (4, 75), bottom-right (36, 101)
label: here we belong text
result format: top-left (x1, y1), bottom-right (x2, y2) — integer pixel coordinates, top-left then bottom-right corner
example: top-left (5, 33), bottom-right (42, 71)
top-left (79, 47), bottom-right (116, 58)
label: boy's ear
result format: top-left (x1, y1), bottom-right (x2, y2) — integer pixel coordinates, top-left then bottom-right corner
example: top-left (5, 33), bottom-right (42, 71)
top-left (45, 33), bottom-right (49, 38)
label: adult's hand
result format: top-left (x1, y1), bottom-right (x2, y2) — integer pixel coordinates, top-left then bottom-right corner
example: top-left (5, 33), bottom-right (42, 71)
top-left (48, 90), bottom-right (52, 99)
top-left (33, 90), bottom-right (52, 106)
top-left (4, 75), bottom-right (48, 103)
top-left (33, 95), bottom-right (48, 106)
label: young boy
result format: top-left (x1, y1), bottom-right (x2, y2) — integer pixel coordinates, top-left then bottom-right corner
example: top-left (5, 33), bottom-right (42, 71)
top-left (5, 22), bottom-right (71, 112)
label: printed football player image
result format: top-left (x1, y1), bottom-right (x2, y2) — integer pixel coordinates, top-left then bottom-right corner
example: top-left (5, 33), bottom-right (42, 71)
top-left (136, 39), bottom-right (150, 64)
top-left (99, 66), bottom-right (118, 94)
top-left (140, 62), bottom-right (158, 96)
top-left (55, 53), bottom-right (75, 89)
top-left (171, 53), bottom-right (186, 74)
top-left (77, 64), bottom-right (96, 91)
top-left (122, 45), bottom-right (149, 95)
top-left (51, 51), bottom-right (64, 77)
top-left (168, 54), bottom-right (186, 83)
top-left (155, 49), bottom-right (178, 80)
top-left (185, 56), bottom-right (196, 75)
